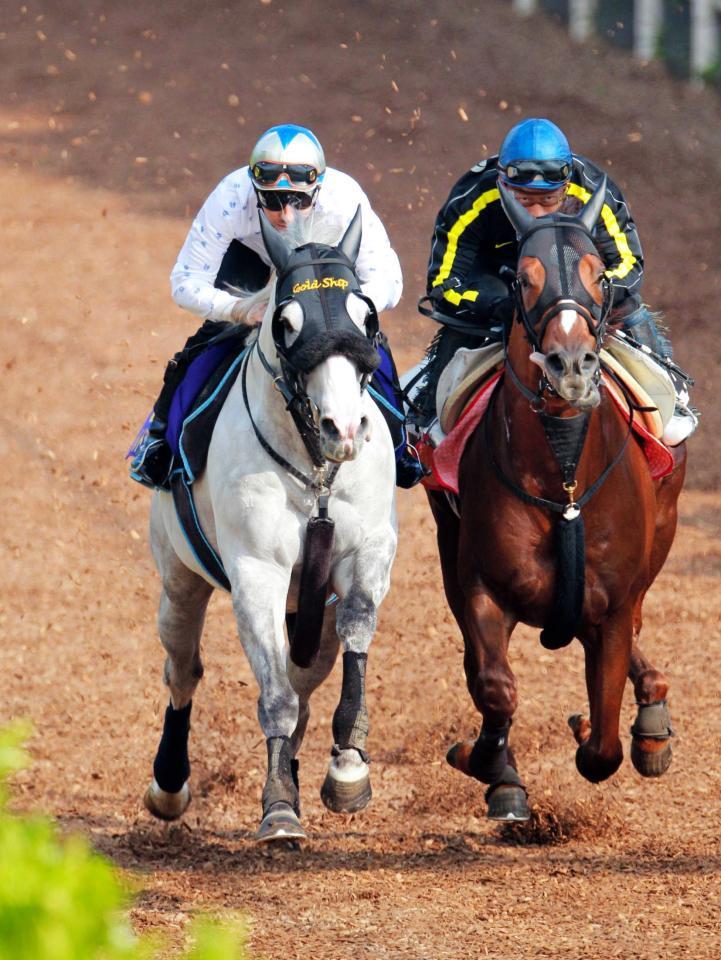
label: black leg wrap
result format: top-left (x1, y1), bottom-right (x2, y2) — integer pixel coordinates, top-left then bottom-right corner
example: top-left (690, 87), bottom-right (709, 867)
top-left (332, 651), bottom-right (369, 753)
top-left (262, 736), bottom-right (300, 816)
top-left (468, 722), bottom-right (511, 784)
top-left (153, 700), bottom-right (192, 794)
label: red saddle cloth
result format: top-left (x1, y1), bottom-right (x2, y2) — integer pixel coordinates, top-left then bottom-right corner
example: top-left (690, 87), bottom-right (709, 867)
top-left (419, 370), bottom-right (675, 495)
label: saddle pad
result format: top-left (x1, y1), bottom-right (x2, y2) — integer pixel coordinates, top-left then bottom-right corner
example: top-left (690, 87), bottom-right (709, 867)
top-left (603, 375), bottom-right (675, 480)
top-left (424, 369), bottom-right (674, 496)
top-left (601, 351), bottom-right (663, 438)
top-left (437, 342), bottom-right (505, 433)
top-left (429, 371), bottom-right (503, 493)
top-left (601, 335), bottom-right (676, 427)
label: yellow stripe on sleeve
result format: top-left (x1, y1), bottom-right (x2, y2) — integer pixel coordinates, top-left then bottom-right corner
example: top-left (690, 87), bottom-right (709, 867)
top-left (567, 182), bottom-right (636, 280)
top-left (431, 187), bottom-right (500, 291)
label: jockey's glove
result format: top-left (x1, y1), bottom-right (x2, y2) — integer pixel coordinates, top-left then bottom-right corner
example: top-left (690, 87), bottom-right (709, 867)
top-left (489, 295), bottom-right (514, 326)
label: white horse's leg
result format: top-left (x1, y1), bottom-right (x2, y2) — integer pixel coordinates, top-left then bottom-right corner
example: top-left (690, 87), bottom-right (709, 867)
top-left (144, 504), bottom-right (213, 821)
top-left (230, 559), bottom-right (306, 842)
top-left (287, 606), bottom-right (341, 756)
top-left (321, 529), bottom-right (396, 813)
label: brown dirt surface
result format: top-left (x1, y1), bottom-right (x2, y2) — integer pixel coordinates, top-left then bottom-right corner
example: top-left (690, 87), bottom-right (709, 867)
top-left (3, 2), bottom-right (721, 958)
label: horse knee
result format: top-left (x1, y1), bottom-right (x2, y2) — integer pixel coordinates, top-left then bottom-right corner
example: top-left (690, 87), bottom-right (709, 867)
top-left (468, 668), bottom-right (517, 718)
top-left (163, 654), bottom-right (204, 702)
top-left (575, 740), bottom-right (623, 783)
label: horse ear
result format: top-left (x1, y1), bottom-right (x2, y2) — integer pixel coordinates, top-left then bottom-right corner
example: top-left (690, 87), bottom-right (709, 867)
top-left (498, 182), bottom-right (536, 239)
top-left (578, 175), bottom-right (607, 234)
top-left (339, 205), bottom-right (363, 264)
top-left (259, 209), bottom-right (292, 273)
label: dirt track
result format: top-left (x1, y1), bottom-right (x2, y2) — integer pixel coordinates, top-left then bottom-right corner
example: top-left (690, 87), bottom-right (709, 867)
top-left (3, 2), bottom-right (721, 958)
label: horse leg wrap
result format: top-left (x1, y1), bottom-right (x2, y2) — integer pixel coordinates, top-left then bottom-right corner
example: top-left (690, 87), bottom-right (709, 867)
top-left (332, 651), bottom-right (369, 754)
top-left (630, 700), bottom-right (674, 740)
top-left (153, 700), bottom-right (192, 794)
top-left (468, 722), bottom-right (511, 784)
top-left (262, 736), bottom-right (300, 816)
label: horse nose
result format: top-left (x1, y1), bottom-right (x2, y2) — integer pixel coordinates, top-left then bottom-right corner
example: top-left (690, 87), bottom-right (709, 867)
top-left (320, 416), bottom-right (368, 443)
top-left (545, 347), bottom-right (599, 379)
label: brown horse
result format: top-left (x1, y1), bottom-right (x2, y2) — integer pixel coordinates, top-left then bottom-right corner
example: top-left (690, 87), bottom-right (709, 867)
top-left (429, 179), bottom-right (686, 821)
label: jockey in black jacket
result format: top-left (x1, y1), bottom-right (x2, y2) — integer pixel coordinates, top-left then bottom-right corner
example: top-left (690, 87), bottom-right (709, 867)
top-left (417, 117), bottom-right (696, 445)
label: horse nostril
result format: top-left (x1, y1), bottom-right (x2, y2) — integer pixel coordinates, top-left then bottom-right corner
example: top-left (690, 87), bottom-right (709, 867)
top-left (320, 417), bottom-right (341, 441)
top-left (581, 352), bottom-right (599, 373)
top-left (546, 352), bottom-right (565, 376)
top-left (360, 415), bottom-right (369, 432)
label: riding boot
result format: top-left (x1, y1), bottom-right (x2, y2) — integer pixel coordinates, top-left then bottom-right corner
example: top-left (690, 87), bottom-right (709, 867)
top-left (131, 319), bottom-right (231, 489)
top-left (621, 304), bottom-right (672, 359)
top-left (371, 335), bottom-right (426, 489)
top-left (620, 305), bottom-right (699, 445)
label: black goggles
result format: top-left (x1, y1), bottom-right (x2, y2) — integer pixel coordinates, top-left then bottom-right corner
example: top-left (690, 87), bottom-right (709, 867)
top-left (500, 159), bottom-right (571, 185)
top-left (252, 161), bottom-right (319, 187)
top-left (256, 189), bottom-right (316, 212)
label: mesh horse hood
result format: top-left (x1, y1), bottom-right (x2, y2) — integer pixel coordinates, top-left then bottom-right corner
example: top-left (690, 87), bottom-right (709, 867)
top-left (499, 178), bottom-right (610, 333)
top-left (260, 207), bottom-right (380, 376)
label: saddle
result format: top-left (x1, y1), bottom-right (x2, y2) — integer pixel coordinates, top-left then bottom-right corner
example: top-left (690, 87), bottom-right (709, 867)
top-left (417, 335), bottom-right (677, 494)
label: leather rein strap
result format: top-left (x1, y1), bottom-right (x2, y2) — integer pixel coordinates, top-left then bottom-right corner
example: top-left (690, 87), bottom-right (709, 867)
top-left (242, 343), bottom-right (339, 493)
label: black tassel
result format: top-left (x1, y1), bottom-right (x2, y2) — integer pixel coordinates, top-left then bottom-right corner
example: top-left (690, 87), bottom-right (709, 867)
top-left (540, 513), bottom-right (585, 650)
top-left (290, 501), bottom-right (335, 668)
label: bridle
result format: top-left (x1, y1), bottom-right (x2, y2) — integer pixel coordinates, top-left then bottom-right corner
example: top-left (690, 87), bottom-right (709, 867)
top-left (505, 217), bottom-right (615, 410)
top-left (242, 240), bottom-right (380, 492)
top-left (511, 218), bottom-right (615, 355)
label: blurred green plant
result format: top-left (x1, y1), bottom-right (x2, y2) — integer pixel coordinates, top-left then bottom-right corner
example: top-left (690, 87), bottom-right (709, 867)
top-left (0, 722), bottom-right (250, 960)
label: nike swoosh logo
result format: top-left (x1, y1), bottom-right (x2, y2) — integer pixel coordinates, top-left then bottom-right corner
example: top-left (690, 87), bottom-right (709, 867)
top-left (494, 241), bottom-right (513, 249)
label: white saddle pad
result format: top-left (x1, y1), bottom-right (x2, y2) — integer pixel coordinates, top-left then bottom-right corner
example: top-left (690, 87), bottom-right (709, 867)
top-left (601, 334), bottom-right (676, 428)
top-left (436, 342), bottom-right (505, 433)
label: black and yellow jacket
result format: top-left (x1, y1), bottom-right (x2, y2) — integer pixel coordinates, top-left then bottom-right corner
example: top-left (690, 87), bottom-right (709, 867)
top-left (426, 154), bottom-right (643, 321)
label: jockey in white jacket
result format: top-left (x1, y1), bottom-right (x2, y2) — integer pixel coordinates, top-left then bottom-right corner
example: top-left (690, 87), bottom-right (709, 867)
top-left (170, 162), bottom-right (402, 321)
top-left (133, 124), bottom-right (423, 489)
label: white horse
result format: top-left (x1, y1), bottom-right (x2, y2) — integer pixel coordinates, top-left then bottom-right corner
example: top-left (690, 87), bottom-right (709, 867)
top-left (143, 209), bottom-right (397, 841)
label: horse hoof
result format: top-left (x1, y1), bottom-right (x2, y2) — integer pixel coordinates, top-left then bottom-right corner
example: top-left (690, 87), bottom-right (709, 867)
top-left (255, 802), bottom-right (307, 843)
top-left (631, 738), bottom-right (673, 778)
top-left (143, 778), bottom-right (191, 821)
top-left (486, 784), bottom-right (530, 822)
top-left (320, 749), bottom-right (372, 813)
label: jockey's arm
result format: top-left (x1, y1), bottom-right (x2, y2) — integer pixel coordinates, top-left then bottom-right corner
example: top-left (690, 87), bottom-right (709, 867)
top-left (425, 171), bottom-right (498, 319)
top-left (170, 173), bottom-right (250, 322)
top-left (343, 182), bottom-right (403, 314)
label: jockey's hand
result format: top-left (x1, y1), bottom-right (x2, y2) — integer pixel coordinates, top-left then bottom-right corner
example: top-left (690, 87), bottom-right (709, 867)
top-left (489, 295), bottom-right (514, 326)
top-left (231, 299), bottom-right (265, 325)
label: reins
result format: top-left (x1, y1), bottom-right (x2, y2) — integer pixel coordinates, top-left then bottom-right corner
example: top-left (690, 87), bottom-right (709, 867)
top-left (242, 342), bottom-right (340, 495)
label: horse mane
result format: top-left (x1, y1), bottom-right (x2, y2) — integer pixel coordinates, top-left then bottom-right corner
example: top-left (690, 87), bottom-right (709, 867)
top-left (227, 211), bottom-right (348, 326)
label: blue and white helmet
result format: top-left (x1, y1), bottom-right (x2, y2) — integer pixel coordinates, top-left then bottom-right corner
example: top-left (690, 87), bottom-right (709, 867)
top-left (248, 124), bottom-right (326, 193)
top-left (498, 118), bottom-right (572, 191)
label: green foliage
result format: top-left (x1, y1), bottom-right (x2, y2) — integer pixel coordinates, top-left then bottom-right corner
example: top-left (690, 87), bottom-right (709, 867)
top-left (0, 725), bottom-right (250, 960)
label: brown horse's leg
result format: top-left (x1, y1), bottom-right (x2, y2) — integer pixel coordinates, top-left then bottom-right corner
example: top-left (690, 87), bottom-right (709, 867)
top-left (628, 630), bottom-right (673, 777)
top-left (625, 451), bottom-right (685, 777)
top-left (575, 605), bottom-right (632, 783)
top-left (447, 588), bottom-right (528, 820)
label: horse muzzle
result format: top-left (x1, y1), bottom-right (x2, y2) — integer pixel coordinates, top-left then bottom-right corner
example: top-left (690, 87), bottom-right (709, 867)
top-left (538, 347), bottom-right (601, 411)
top-left (319, 414), bottom-right (371, 462)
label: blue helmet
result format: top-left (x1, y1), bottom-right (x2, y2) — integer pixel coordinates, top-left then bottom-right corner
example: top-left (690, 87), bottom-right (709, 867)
top-left (248, 123), bottom-right (326, 193)
top-left (498, 118), bottom-right (572, 191)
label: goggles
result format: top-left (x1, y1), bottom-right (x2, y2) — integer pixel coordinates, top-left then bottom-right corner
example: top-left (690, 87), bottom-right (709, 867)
top-left (252, 161), bottom-right (320, 188)
top-left (499, 159), bottom-right (571, 186)
top-left (256, 189), bottom-right (317, 212)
